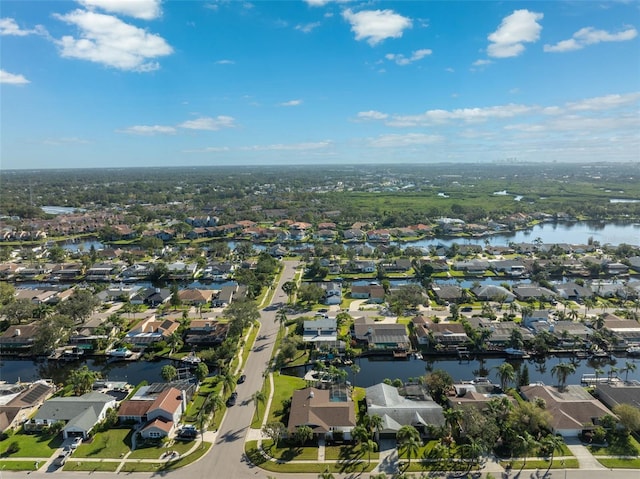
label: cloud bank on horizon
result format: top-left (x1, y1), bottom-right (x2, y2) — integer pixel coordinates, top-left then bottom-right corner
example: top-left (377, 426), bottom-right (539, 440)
top-left (1, 0), bottom-right (638, 168)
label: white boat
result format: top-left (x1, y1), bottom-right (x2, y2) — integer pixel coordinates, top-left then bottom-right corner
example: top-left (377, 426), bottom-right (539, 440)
top-left (627, 346), bottom-right (640, 356)
top-left (181, 353), bottom-right (201, 365)
top-left (504, 347), bottom-right (526, 357)
top-left (107, 348), bottom-right (133, 358)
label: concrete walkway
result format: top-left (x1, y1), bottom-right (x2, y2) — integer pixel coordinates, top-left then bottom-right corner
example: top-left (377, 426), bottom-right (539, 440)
top-left (565, 437), bottom-right (607, 470)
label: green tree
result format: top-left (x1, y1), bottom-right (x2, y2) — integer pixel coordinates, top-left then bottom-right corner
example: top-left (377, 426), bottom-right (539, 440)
top-left (262, 422), bottom-right (286, 449)
top-left (275, 308), bottom-right (288, 330)
top-left (612, 404), bottom-right (640, 433)
top-left (551, 362), bottom-right (576, 390)
top-left (225, 299), bottom-right (260, 337)
top-left (161, 365), bottom-right (178, 382)
top-left (297, 283), bottom-right (324, 306)
top-left (194, 362), bottom-right (209, 382)
top-left (424, 369), bottom-right (453, 405)
top-left (352, 425), bottom-right (370, 444)
top-left (221, 372), bottom-right (237, 398)
top-left (57, 289), bottom-right (99, 324)
top-left (361, 438), bottom-right (378, 465)
top-left (170, 282), bottom-right (181, 309)
top-left (282, 281), bottom-right (297, 304)
top-left (541, 435), bottom-right (564, 475)
top-left (497, 362), bottom-right (516, 391)
top-left (623, 361), bottom-right (637, 383)
top-left (68, 365), bottom-right (101, 395)
top-left (32, 314), bottom-right (73, 354)
top-left (252, 390), bottom-right (266, 420)
top-left (2, 298), bottom-right (35, 324)
top-left (167, 332), bottom-right (183, 355)
top-left (294, 425), bottom-right (313, 446)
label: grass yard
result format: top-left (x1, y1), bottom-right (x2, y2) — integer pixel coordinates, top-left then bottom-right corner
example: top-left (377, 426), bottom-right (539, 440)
top-left (0, 430), bottom-right (62, 458)
top-left (261, 439), bottom-right (319, 461)
top-left (500, 459), bottom-right (579, 470)
top-left (118, 461), bottom-right (164, 472)
top-left (128, 439), bottom-right (193, 459)
top-left (597, 457), bottom-right (640, 469)
top-left (250, 377), bottom-right (271, 429)
top-left (63, 460), bottom-right (119, 472)
top-left (0, 459), bottom-right (41, 471)
top-left (267, 373), bottom-right (306, 423)
top-left (589, 435), bottom-right (640, 456)
top-left (73, 429), bottom-right (131, 458)
top-left (324, 443), bottom-right (380, 461)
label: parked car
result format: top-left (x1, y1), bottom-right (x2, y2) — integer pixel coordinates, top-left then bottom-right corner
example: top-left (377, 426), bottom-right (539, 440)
top-left (70, 437), bottom-right (82, 449)
top-left (238, 374), bottom-right (246, 384)
top-left (53, 448), bottom-right (72, 467)
top-left (226, 391), bottom-right (238, 407)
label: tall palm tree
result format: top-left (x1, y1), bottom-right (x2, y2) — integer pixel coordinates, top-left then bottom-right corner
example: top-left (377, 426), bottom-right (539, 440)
top-left (551, 362), bottom-right (576, 390)
top-left (497, 362), bottom-right (516, 391)
top-left (275, 308), bottom-right (287, 330)
top-left (351, 425), bottom-right (370, 444)
top-left (623, 361), bottom-right (637, 383)
top-left (350, 363), bottom-right (360, 386)
top-left (295, 425), bottom-right (313, 446)
top-left (542, 435), bottom-right (564, 475)
top-left (221, 372), bottom-right (237, 398)
top-left (167, 332), bottom-right (183, 355)
top-left (516, 432), bottom-right (537, 472)
top-left (443, 408), bottom-right (463, 441)
top-left (361, 438), bottom-right (378, 465)
top-left (368, 413), bottom-right (383, 440)
top-left (252, 390), bottom-right (266, 420)
top-left (401, 435), bottom-right (422, 467)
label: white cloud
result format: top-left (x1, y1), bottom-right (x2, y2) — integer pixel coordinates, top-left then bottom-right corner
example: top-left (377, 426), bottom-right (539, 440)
top-left (472, 59), bottom-right (493, 67)
top-left (295, 22), bottom-right (321, 33)
top-left (0, 69), bottom-right (30, 84)
top-left (240, 141), bottom-right (331, 151)
top-left (356, 110), bottom-right (388, 121)
top-left (566, 92), bottom-right (640, 111)
top-left (184, 146), bottom-right (230, 153)
top-left (118, 125), bottom-right (177, 135)
top-left (0, 17), bottom-right (46, 36)
top-left (305, 0), bottom-right (351, 6)
top-left (342, 8), bottom-right (412, 46)
top-left (487, 9), bottom-right (543, 58)
top-left (369, 133), bottom-right (442, 148)
top-left (385, 48), bottom-right (432, 65)
top-left (53, 9), bottom-right (172, 71)
top-left (544, 26), bottom-right (637, 52)
top-left (77, 0), bottom-right (162, 20)
top-left (385, 103), bottom-right (536, 127)
top-left (279, 99), bottom-right (302, 107)
top-left (43, 137), bottom-right (91, 146)
top-left (215, 59), bottom-right (235, 64)
top-left (179, 116), bottom-right (237, 131)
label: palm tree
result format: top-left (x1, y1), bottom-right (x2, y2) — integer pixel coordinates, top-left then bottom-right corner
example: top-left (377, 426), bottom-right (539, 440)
top-left (282, 281), bottom-right (297, 304)
top-left (167, 332), bottom-right (183, 355)
top-left (361, 438), bottom-right (378, 465)
top-left (542, 434), bottom-right (564, 475)
top-left (368, 413), bottom-right (383, 440)
top-left (401, 434), bottom-right (422, 467)
top-left (497, 362), bottom-right (516, 392)
top-left (208, 394), bottom-right (225, 428)
top-left (252, 390), bottom-right (266, 420)
top-left (594, 367), bottom-right (604, 384)
top-left (221, 372), bottom-right (237, 398)
top-left (275, 308), bottom-right (287, 331)
top-left (551, 362), bottom-right (576, 390)
top-left (623, 361), bottom-right (637, 383)
top-left (443, 408), bottom-right (463, 441)
top-left (351, 425), bottom-right (370, 444)
top-left (460, 438), bottom-right (483, 473)
top-left (516, 432), bottom-right (537, 472)
top-left (350, 363), bottom-right (360, 386)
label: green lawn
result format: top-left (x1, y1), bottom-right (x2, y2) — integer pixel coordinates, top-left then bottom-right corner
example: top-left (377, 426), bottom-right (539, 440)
top-left (0, 430), bottom-right (62, 458)
top-left (118, 461), bottom-right (164, 472)
top-left (250, 376), bottom-right (271, 429)
top-left (63, 460), bottom-right (120, 472)
top-left (128, 439), bottom-right (193, 459)
top-left (324, 443), bottom-right (380, 461)
top-left (598, 457), bottom-right (640, 469)
top-left (0, 459), bottom-right (42, 471)
top-left (261, 439), bottom-right (319, 461)
top-left (589, 435), bottom-right (640, 457)
top-left (268, 373), bottom-right (306, 423)
top-left (500, 459), bottom-right (579, 470)
top-left (73, 429), bottom-right (131, 458)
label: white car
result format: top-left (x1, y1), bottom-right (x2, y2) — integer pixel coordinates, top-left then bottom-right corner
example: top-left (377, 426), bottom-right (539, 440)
top-left (70, 437), bottom-right (82, 449)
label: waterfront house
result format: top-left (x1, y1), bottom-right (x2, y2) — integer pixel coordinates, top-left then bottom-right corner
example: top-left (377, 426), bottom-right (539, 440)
top-left (353, 317), bottom-right (410, 352)
top-left (32, 391), bottom-right (115, 439)
top-left (118, 386), bottom-right (185, 439)
top-left (365, 383), bottom-right (444, 439)
top-left (303, 318), bottom-right (338, 347)
top-left (287, 387), bottom-right (356, 441)
top-left (0, 380), bottom-right (55, 433)
top-left (413, 316), bottom-right (469, 348)
top-left (555, 282), bottom-right (594, 301)
top-left (594, 382), bottom-right (640, 409)
top-left (178, 288), bottom-right (215, 306)
top-left (184, 320), bottom-right (229, 347)
top-left (125, 317), bottom-right (180, 346)
top-left (601, 313), bottom-right (640, 345)
top-left (85, 263), bottom-right (119, 282)
top-left (350, 284), bottom-right (385, 303)
top-left (512, 284), bottom-right (557, 302)
top-left (131, 287), bottom-right (172, 307)
top-left (468, 318), bottom-right (533, 345)
top-left (519, 384), bottom-right (614, 438)
top-left (448, 380), bottom-right (512, 411)
top-left (0, 323), bottom-right (38, 354)
top-left (431, 284), bottom-right (463, 304)
top-left (321, 282), bottom-right (342, 305)
top-left (471, 284), bottom-right (516, 303)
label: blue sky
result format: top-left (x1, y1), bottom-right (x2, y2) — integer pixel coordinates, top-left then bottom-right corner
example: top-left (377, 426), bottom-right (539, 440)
top-left (1, 0), bottom-right (639, 169)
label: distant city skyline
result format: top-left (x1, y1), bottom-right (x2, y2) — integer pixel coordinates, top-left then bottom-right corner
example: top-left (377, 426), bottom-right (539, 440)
top-left (1, 0), bottom-right (639, 169)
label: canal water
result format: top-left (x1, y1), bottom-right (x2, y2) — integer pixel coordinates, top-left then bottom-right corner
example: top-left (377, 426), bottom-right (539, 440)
top-left (3, 354), bottom-right (638, 390)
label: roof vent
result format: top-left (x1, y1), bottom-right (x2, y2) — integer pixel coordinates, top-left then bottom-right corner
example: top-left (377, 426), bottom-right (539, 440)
top-left (309, 391), bottom-right (315, 398)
